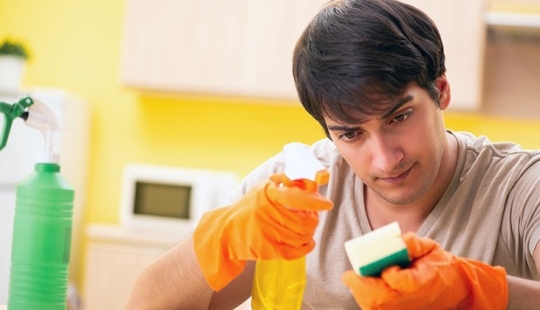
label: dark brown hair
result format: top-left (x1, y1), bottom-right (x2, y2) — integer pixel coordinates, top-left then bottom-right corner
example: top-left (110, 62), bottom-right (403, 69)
top-left (293, 0), bottom-right (446, 136)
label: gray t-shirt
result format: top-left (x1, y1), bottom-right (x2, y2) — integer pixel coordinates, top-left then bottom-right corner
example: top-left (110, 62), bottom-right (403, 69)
top-left (229, 131), bottom-right (540, 309)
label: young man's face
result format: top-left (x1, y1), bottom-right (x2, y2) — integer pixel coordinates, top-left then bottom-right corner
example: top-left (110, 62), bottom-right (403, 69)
top-left (325, 81), bottom-right (450, 205)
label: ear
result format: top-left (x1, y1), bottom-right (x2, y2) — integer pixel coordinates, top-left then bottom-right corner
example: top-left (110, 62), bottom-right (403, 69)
top-left (435, 75), bottom-right (451, 110)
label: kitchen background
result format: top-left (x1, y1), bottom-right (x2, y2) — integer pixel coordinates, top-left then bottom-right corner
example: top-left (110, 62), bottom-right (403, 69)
top-left (1, 0), bottom-right (540, 308)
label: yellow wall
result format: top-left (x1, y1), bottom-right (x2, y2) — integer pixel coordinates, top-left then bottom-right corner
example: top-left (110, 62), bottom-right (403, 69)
top-left (2, 0), bottom-right (540, 295)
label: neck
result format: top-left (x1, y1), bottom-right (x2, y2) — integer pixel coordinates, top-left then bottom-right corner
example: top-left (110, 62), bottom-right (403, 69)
top-left (365, 132), bottom-right (458, 233)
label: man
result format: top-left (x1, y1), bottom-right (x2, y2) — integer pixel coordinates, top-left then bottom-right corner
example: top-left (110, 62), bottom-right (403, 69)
top-left (125, 0), bottom-right (540, 309)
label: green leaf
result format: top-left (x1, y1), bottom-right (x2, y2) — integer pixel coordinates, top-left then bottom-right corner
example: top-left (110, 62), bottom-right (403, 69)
top-left (0, 39), bottom-right (30, 60)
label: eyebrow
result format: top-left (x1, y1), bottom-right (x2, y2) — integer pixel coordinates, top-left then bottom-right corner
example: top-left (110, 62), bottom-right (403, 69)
top-left (379, 94), bottom-right (414, 120)
top-left (326, 94), bottom-right (415, 132)
top-left (327, 124), bottom-right (360, 132)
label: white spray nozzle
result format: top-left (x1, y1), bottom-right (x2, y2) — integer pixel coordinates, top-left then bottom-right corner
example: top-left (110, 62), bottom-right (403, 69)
top-left (283, 142), bottom-right (325, 182)
top-left (25, 99), bottom-right (61, 163)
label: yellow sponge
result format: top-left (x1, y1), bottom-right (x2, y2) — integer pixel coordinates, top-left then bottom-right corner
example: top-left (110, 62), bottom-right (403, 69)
top-left (344, 222), bottom-right (410, 277)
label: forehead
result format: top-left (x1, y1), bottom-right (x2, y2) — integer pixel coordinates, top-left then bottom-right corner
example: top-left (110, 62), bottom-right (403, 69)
top-left (323, 92), bottom-right (415, 126)
top-left (321, 82), bottom-right (425, 126)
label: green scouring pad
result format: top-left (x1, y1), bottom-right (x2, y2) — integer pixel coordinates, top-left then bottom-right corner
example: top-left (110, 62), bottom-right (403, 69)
top-left (344, 222), bottom-right (410, 277)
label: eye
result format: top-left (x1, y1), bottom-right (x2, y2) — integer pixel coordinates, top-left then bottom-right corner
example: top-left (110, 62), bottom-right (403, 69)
top-left (337, 131), bottom-right (361, 142)
top-left (391, 111), bottom-right (412, 124)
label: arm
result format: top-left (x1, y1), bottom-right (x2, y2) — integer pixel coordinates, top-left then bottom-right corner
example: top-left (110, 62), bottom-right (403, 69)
top-left (125, 173), bottom-right (331, 309)
top-left (124, 235), bottom-right (255, 310)
top-left (506, 240), bottom-right (540, 309)
top-left (208, 261), bottom-right (255, 310)
top-left (124, 236), bottom-right (213, 309)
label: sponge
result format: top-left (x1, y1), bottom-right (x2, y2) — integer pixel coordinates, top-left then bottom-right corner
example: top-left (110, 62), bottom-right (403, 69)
top-left (344, 222), bottom-right (410, 277)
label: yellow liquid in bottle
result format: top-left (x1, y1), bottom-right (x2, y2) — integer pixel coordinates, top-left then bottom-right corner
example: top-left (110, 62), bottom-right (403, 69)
top-left (252, 257), bottom-right (306, 310)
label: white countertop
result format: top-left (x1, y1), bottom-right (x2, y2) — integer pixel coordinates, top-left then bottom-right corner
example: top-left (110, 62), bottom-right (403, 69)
top-left (86, 223), bottom-right (191, 247)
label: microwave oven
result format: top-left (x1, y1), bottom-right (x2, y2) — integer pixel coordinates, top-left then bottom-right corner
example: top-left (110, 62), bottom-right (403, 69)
top-left (119, 163), bottom-right (239, 233)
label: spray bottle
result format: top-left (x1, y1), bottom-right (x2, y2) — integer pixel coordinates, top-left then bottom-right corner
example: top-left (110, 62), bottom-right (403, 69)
top-left (0, 96), bottom-right (75, 310)
top-left (252, 142), bottom-right (329, 310)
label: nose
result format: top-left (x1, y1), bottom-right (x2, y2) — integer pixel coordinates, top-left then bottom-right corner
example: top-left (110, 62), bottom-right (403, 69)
top-left (369, 134), bottom-right (404, 173)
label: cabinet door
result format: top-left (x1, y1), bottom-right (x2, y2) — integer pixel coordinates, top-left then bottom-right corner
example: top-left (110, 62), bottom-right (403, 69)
top-left (120, 0), bottom-right (327, 100)
top-left (400, 0), bottom-right (488, 110)
top-left (121, 0), bottom-right (487, 110)
top-left (83, 242), bottom-right (167, 310)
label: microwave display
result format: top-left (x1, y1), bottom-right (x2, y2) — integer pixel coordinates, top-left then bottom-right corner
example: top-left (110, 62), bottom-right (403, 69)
top-left (133, 182), bottom-right (191, 219)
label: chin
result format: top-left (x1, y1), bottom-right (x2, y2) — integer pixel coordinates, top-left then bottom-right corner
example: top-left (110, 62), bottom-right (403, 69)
top-left (378, 187), bottom-right (427, 205)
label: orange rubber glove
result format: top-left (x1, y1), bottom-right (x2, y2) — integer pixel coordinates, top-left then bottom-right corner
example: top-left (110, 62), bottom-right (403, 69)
top-left (193, 173), bottom-right (333, 291)
top-left (342, 232), bottom-right (508, 310)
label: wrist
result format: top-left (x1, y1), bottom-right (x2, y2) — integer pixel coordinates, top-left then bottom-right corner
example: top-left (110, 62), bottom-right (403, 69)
top-left (193, 207), bottom-right (247, 291)
top-left (456, 257), bottom-right (508, 310)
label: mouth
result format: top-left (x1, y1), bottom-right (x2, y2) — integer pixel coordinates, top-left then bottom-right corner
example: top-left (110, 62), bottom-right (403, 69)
top-left (379, 165), bottom-right (413, 184)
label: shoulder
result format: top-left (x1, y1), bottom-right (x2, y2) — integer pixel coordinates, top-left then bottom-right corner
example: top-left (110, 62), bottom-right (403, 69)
top-left (453, 130), bottom-right (540, 158)
top-left (452, 131), bottom-right (540, 207)
top-left (452, 130), bottom-right (540, 171)
top-left (449, 130), bottom-right (540, 213)
top-left (452, 129), bottom-right (540, 215)
top-left (310, 138), bottom-right (339, 168)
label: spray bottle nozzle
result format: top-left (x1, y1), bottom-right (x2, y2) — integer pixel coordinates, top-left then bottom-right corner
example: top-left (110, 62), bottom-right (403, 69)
top-left (25, 99), bottom-right (61, 163)
top-left (20, 111), bottom-right (29, 121)
top-left (0, 96), bottom-right (61, 163)
top-left (0, 96), bottom-right (34, 151)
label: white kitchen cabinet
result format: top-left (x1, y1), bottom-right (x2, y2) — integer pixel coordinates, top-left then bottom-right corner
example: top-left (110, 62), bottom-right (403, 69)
top-left (400, 0), bottom-right (488, 110)
top-left (120, 0), bottom-right (327, 100)
top-left (82, 224), bottom-right (251, 309)
top-left (82, 224), bottom-right (181, 310)
top-left (120, 0), bottom-right (487, 110)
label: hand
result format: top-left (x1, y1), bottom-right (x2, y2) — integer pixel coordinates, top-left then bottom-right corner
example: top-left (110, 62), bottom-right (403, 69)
top-left (342, 232), bottom-right (508, 310)
top-left (193, 173), bottom-right (333, 291)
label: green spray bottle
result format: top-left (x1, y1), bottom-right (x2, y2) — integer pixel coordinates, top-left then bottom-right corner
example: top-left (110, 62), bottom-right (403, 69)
top-left (0, 96), bottom-right (75, 310)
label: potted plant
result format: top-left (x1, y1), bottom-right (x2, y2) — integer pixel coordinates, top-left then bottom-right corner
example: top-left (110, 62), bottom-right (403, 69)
top-left (0, 39), bottom-right (30, 94)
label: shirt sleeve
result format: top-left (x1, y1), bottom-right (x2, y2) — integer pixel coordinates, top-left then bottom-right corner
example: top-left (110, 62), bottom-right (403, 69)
top-left (223, 151), bottom-right (286, 205)
top-left (507, 157), bottom-right (540, 269)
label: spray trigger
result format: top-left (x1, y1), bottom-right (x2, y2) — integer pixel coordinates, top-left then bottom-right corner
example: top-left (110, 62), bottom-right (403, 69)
top-left (0, 96), bottom-right (34, 151)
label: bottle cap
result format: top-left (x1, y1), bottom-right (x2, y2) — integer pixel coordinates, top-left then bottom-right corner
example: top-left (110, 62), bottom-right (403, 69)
top-left (36, 151), bottom-right (60, 164)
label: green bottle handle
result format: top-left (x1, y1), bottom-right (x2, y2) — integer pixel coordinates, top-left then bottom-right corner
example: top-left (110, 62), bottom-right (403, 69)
top-left (0, 96), bottom-right (34, 151)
